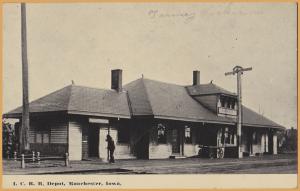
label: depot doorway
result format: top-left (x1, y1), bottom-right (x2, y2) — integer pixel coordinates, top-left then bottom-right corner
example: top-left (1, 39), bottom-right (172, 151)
top-left (88, 125), bottom-right (100, 157)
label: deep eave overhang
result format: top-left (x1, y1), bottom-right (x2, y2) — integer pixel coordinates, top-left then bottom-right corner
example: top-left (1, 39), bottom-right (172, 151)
top-left (67, 110), bottom-right (131, 119)
top-left (153, 115), bottom-right (283, 129)
top-left (191, 93), bottom-right (237, 98)
top-left (3, 110), bottom-right (131, 119)
top-left (242, 123), bottom-right (285, 130)
top-left (2, 110), bottom-right (68, 119)
top-left (154, 115), bottom-right (234, 125)
top-left (3, 111), bottom-right (283, 130)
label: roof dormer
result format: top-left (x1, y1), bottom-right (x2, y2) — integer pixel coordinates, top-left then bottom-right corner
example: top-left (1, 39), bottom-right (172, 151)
top-left (217, 94), bottom-right (237, 118)
top-left (186, 71), bottom-right (237, 118)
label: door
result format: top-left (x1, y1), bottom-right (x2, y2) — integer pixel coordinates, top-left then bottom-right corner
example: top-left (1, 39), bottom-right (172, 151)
top-left (82, 125), bottom-right (89, 159)
top-left (247, 130), bottom-right (253, 154)
top-left (136, 133), bottom-right (149, 159)
top-left (88, 125), bottom-right (100, 157)
top-left (268, 131), bottom-right (273, 154)
top-left (171, 128), bottom-right (180, 154)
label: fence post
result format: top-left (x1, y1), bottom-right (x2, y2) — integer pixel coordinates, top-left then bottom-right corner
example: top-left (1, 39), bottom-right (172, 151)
top-left (37, 152), bottom-right (40, 165)
top-left (65, 153), bottom-right (69, 167)
top-left (32, 151), bottom-right (35, 162)
top-left (14, 152), bottom-right (17, 161)
top-left (21, 154), bottom-right (25, 169)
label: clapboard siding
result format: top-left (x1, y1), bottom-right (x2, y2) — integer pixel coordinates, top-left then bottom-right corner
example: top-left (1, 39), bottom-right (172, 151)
top-left (29, 120), bottom-right (39, 144)
top-left (68, 120), bottom-right (83, 160)
top-left (28, 116), bottom-right (68, 156)
top-left (29, 128), bottom-right (35, 143)
top-left (50, 124), bottom-right (68, 143)
top-left (29, 116), bottom-right (68, 144)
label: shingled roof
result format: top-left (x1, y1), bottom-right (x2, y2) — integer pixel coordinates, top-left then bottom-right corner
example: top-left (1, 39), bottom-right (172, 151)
top-left (186, 83), bottom-right (237, 96)
top-left (4, 85), bottom-right (131, 118)
top-left (124, 78), bottom-right (233, 124)
top-left (242, 106), bottom-right (282, 128)
top-left (4, 78), bottom-right (284, 129)
top-left (124, 78), bottom-right (283, 129)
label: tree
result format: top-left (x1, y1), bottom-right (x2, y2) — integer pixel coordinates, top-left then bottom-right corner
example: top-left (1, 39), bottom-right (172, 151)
top-left (2, 120), bottom-right (16, 158)
top-left (278, 127), bottom-right (297, 153)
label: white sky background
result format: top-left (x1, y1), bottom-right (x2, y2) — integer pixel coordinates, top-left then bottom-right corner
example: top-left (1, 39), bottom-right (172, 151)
top-left (3, 3), bottom-right (297, 129)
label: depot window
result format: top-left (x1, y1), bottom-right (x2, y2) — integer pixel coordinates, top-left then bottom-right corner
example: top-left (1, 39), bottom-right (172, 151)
top-left (253, 132), bottom-right (258, 144)
top-left (36, 131), bottom-right (50, 144)
top-left (118, 127), bottom-right (129, 143)
top-left (157, 124), bottom-right (167, 144)
top-left (185, 126), bottom-right (192, 144)
top-left (225, 128), bottom-right (234, 144)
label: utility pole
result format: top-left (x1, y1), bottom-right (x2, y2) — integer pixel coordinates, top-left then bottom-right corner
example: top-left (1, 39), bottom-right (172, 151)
top-left (225, 66), bottom-right (252, 158)
top-left (20, 3), bottom-right (30, 153)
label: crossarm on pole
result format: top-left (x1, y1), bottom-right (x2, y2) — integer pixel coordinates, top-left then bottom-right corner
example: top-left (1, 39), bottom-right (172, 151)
top-left (241, 67), bottom-right (252, 72)
top-left (225, 71), bottom-right (235, 76)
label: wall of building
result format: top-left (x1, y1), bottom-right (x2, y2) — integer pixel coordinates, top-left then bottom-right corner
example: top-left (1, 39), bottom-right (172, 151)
top-left (67, 117), bottom-right (137, 161)
top-left (114, 120), bottom-right (137, 159)
top-left (98, 126), bottom-right (136, 161)
top-left (29, 115), bottom-right (68, 156)
top-left (240, 128), bottom-right (278, 156)
top-left (148, 120), bottom-right (201, 159)
top-left (28, 115), bottom-right (280, 160)
top-left (252, 131), bottom-right (262, 155)
top-left (148, 121), bottom-right (173, 159)
top-left (147, 121), bottom-right (236, 159)
top-left (68, 118), bottom-right (83, 160)
top-left (184, 144), bottom-right (199, 157)
top-left (184, 126), bottom-right (200, 157)
top-left (241, 128), bottom-right (262, 155)
top-left (115, 144), bottom-right (134, 159)
top-left (99, 127), bottom-right (109, 160)
top-left (149, 143), bottom-right (172, 159)
top-left (129, 119), bottom-right (153, 159)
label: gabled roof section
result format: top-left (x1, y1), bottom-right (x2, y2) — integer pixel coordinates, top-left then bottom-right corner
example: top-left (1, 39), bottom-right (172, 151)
top-left (124, 78), bottom-right (284, 129)
top-left (4, 85), bottom-right (131, 118)
top-left (124, 78), bottom-right (234, 123)
top-left (67, 85), bottom-right (131, 118)
top-left (123, 78), bottom-right (153, 116)
top-left (186, 83), bottom-right (237, 96)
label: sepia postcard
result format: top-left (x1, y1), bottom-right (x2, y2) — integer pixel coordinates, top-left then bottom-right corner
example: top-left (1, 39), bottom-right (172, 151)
top-left (1, 1), bottom-right (298, 189)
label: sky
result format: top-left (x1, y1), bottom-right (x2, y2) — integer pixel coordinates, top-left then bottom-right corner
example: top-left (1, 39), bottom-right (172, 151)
top-left (3, 3), bottom-right (297, 129)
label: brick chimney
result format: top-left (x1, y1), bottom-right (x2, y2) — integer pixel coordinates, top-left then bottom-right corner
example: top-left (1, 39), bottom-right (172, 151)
top-left (111, 69), bottom-right (122, 92)
top-left (193, 70), bottom-right (200, 85)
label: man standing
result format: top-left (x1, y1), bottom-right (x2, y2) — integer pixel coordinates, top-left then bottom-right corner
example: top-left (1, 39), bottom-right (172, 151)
top-left (106, 135), bottom-right (115, 163)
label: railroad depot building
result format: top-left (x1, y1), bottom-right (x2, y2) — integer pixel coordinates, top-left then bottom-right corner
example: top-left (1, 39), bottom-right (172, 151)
top-left (3, 70), bottom-right (284, 160)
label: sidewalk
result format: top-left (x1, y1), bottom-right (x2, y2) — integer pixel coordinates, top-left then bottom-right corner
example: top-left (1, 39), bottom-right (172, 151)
top-left (3, 153), bottom-right (297, 175)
